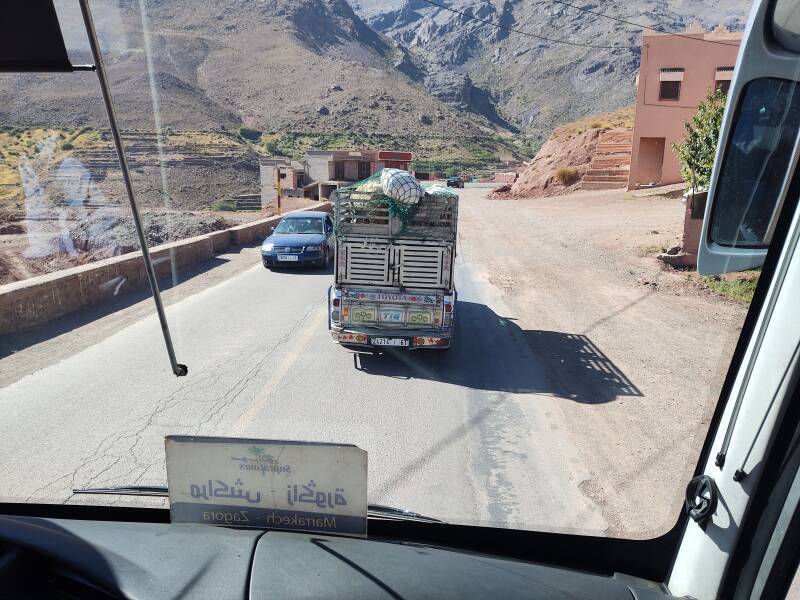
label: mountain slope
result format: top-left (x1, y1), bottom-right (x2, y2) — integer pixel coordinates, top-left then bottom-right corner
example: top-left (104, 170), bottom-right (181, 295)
top-left (351, 0), bottom-right (753, 138)
top-left (0, 0), bottom-right (500, 139)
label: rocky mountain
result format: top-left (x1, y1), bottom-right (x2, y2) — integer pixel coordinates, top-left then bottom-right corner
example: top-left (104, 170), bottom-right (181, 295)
top-left (350, 0), bottom-right (753, 138)
top-left (0, 0), bottom-right (499, 139)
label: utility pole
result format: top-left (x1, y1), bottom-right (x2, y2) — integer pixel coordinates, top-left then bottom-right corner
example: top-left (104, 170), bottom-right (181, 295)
top-left (275, 166), bottom-right (283, 215)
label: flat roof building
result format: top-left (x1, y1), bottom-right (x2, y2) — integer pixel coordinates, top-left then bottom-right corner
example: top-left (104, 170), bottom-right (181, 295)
top-left (260, 150), bottom-right (413, 209)
top-left (627, 24), bottom-right (742, 190)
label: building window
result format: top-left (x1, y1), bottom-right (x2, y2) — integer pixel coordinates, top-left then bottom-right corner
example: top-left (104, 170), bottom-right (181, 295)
top-left (296, 173), bottom-right (304, 187)
top-left (334, 161), bottom-right (345, 180)
top-left (716, 67), bottom-right (734, 95)
top-left (358, 161), bottom-right (371, 180)
top-left (659, 68), bottom-right (684, 101)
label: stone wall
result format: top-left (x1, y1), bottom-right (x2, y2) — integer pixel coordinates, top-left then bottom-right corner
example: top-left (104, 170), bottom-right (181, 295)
top-left (0, 202), bottom-right (331, 335)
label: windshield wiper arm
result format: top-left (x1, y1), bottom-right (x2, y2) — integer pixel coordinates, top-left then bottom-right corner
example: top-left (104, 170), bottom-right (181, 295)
top-left (72, 487), bottom-right (444, 523)
top-left (367, 504), bottom-right (445, 524)
top-left (73, 485), bottom-right (168, 497)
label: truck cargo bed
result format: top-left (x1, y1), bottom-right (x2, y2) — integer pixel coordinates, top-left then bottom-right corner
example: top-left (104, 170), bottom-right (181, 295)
top-left (333, 188), bottom-right (458, 241)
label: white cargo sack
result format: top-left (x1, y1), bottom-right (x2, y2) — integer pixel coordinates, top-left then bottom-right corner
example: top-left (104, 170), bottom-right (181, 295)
top-left (380, 168), bottom-right (422, 205)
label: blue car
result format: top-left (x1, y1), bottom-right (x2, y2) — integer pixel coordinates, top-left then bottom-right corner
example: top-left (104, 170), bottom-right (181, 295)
top-left (261, 211), bottom-right (335, 269)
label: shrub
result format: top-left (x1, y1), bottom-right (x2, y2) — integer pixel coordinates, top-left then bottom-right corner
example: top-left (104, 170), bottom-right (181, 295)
top-left (264, 139), bottom-right (283, 155)
top-left (211, 200), bottom-right (237, 212)
top-left (61, 142), bottom-right (74, 151)
top-left (673, 88), bottom-right (727, 190)
top-left (589, 121), bottom-right (604, 129)
top-left (238, 126), bottom-right (263, 141)
top-left (554, 166), bottom-right (579, 185)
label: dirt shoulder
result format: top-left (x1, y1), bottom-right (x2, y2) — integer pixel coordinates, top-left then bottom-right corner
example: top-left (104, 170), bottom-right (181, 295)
top-left (458, 186), bottom-right (749, 538)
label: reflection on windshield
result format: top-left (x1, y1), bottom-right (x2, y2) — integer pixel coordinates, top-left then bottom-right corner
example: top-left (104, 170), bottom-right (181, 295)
top-left (274, 218), bottom-right (323, 234)
top-left (0, 0), bottom-right (757, 542)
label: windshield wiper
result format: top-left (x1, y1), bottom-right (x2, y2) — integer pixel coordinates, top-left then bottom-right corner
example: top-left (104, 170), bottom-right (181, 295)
top-left (72, 486), bottom-right (444, 523)
top-left (366, 504), bottom-right (445, 524)
top-left (73, 485), bottom-right (168, 497)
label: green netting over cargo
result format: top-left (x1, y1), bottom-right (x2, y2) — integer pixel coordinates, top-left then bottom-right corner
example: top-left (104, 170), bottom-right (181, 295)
top-left (340, 171), bottom-right (416, 227)
top-left (334, 171), bottom-right (458, 240)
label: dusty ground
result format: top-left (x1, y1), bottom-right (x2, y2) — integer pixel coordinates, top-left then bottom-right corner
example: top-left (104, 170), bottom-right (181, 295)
top-left (460, 185), bottom-right (749, 537)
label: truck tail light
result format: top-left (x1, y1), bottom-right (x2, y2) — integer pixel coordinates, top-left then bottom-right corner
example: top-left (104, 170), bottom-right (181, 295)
top-left (332, 332), bottom-right (368, 344)
top-left (443, 295), bottom-right (455, 326)
top-left (413, 336), bottom-right (449, 347)
top-left (333, 298), bottom-right (340, 307)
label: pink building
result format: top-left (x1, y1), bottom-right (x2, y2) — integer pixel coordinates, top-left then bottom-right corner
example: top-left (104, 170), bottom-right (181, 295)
top-left (627, 25), bottom-right (742, 190)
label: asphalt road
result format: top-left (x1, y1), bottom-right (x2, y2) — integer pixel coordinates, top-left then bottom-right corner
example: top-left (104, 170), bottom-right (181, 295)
top-left (0, 186), bottom-right (747, 537)
top-left (0, 230), bottom-right (604, 534)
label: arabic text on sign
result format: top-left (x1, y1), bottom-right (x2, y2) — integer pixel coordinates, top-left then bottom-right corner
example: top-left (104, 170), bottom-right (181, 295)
top-left (286, 480), bottom-right (348, 509)
top-left (189, 479), bottom-right (262, 504)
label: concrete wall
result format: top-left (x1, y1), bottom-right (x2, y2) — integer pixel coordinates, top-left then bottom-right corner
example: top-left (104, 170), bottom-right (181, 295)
top-left (260, 162), bottom-right (305, 208)
top-left (305, 154), bottom-right (332, 184)
top-left (628, 28), bottom-right (741, 189)
top-left (0, 202), bottom-right (331, 335)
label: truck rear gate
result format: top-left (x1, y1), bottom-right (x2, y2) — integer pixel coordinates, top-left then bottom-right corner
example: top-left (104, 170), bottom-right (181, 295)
top-left (337, 239), bottom-right (453, 289)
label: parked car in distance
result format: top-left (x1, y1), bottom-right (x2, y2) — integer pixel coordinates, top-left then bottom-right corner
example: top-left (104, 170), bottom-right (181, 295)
top-left (446, 176), bottom-right (464, 188)
top-left (261, 211), bottom-right (334, 269)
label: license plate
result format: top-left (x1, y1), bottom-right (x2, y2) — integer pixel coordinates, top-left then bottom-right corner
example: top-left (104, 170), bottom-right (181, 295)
top-left (277, 255), bottom-right (299, 262)
top-left (371, 337), bottom-right (409, 347)
top-left (407, 310), bottom-right (433, 325)
top-left (379, 308), bottom-right (404, 323)
top-left (350, 307), bottom-right (377, 323)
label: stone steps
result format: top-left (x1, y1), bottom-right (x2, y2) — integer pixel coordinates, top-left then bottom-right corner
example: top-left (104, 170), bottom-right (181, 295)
top-left (234, 194), bottom-right (262, 211)
top-left (579, 129), bottom-right (632, 191)
top-left (581, 181), bottom-right (627, 191)
top-left (583, 174), bottom-right (629, 183)
top-left (591, 157), bottom-right (631, 168)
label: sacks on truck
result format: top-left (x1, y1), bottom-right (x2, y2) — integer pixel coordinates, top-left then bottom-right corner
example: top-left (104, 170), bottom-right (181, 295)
top-left (380, 168), bottom-right (423, 205)
top-left (338, 169), bottom-right (458, 236)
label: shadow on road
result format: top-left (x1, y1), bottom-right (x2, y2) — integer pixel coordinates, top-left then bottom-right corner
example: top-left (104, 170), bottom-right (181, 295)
top-left (264, 263), bottom-right (334, 276)
top-left (352, 301), bottom-right (641, 403)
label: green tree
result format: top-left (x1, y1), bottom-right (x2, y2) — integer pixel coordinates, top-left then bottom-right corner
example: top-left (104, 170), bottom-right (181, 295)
top-left (673, 88), bottom-right (728, 190)
top-left (238, 126), bottom-right (263, 142)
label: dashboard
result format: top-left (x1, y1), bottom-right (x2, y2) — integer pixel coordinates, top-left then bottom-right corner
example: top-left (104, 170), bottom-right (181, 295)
top-left (0, 516), bottom-right (680, 599)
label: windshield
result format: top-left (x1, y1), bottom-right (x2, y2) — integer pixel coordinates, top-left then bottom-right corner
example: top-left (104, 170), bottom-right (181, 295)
top-left (0, 0), bottom-right (758, 540)
top-left (274, 217), bottom-right (323, 235)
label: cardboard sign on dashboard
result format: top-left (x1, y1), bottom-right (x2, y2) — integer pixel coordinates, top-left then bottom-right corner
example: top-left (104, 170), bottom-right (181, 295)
top-left (165, 436), bottom-right (368, 537)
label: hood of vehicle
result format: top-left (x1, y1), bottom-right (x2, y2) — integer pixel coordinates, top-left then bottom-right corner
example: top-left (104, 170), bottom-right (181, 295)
top-left (264, 233), bottom-right (325, 247)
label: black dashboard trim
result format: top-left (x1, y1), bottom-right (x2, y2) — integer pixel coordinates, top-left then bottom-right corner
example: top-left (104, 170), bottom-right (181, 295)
top-left (0, 501), bottom-right (681, 583)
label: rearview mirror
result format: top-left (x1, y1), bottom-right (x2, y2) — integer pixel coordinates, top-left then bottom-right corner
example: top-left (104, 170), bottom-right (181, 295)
top-left (697, 10), bottom-right (800, 275)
